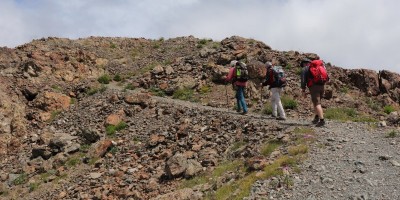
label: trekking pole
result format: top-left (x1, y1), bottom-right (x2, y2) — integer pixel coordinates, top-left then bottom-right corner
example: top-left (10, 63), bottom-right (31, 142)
top-left (225, 83), bottom-right (229, 106)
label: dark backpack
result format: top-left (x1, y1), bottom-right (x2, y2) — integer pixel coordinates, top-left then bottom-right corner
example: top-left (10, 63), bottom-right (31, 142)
top-left (308, 60), bottom-right (328, 87)
top-left (267, 66), bottom-right (286, 87)
top-left (235, 62), bottom-right (249, 82)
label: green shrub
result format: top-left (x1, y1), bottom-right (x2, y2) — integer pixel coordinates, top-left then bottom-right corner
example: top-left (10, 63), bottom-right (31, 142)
top-left (113, 74), bottom-right (122, 82)
top-left (124, 83), bottom-right (135, 91)
top-left (110, 43), bottom-right (117, 49)
top-left (149, 87), bottom-right (166, 97)
top-left (198, 39), bottom-right (208, 45)
top-left (13, 173), bottom-right (28, 185)
top-left (199, 85), bottom-right (211, 94)
top-left (262, 102), bottom-right (273, 115)
top-left (281, 95), bottom-right (298, 109)
top-left (97, 74), bottom-right (111, 84)
top-left (106, 121), bottom-right (128, 136)
top-left (386, 130), bottom-right (398, 138)
top-left (384, 105), bottom-right (395, 114)
top-left (366, 98), bottom-right (381, 111)
top-left (172, 88), bottom-right (197, 102)
top-left (66, 157), bottom-right (81, 167)
top-left (339, 86), bottom-right (349, 94)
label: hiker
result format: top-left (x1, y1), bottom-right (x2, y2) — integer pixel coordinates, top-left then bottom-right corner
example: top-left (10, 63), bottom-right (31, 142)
top-left (300, 58), bottom-right (329, 127)
top-left (225, 60), bottom-right (248, 115)
top-left (262, 62), bottom-right (287, 120)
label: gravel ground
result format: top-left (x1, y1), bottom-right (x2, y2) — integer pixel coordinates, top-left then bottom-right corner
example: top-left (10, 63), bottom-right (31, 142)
top-left (248, 121), bottom-right (400, 200)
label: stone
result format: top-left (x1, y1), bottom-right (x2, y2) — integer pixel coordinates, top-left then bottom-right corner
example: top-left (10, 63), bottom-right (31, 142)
top-left (90, 172), bottom-right (102, 179)
top-left (184, 159), bottom-right (203, 178)
top-left (92, 140), bottom-right (114, 158)
top-left (165, 153), bottom-right (187, 178)
top-left (105, 114), bottom-right (122, 126)
top-left (124, 92), bottom-right (151, 106)
top-left (78, 128), bottom-right (101, 144)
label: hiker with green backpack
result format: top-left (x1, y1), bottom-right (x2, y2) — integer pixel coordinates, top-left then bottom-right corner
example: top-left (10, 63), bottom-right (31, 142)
top-left (300, 58), bottom-right (329, 127)
top-left (225, 60), bottom-right (249, 115)
top-left (262, 62), bottom-right (287, 120)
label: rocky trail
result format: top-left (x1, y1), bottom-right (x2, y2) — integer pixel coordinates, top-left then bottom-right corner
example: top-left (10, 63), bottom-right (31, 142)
top-left (140, 95), bottom-right (400, 200)
top-left (40, 92), bottom-right (400, 199)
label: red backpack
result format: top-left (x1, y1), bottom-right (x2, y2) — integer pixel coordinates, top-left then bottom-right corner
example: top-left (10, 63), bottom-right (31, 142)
top-left (307, 60), bottom-right (329, 87)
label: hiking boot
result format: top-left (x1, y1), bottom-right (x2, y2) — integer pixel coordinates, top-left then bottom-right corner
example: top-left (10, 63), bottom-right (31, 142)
top-left (271, 114), bottom-right (277, 118)
top-left (312, 115), bottom-right (319, 124)
top-left (276, 116), bottom-right (287, 120)
top-left (316, 119), bottom-right (325, 127)
top-left (241, 111), bottom-right (248, 115)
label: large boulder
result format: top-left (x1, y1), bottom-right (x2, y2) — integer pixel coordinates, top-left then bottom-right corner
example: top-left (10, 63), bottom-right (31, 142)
top-left (164, 153), bottom-right (202, 179)
top-left (348, 69), bottom-right (380, 96)
top-left (33, 91), bottom-right (71, 112)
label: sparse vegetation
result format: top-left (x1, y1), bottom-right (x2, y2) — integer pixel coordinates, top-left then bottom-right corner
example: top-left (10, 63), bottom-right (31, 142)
top-left (12, 173), bottom-right (28, 185)
top-left (384, 105), bottom-right (395, 114)
top-left (230, 141), bottom-right (247, 151)
top-left (29, 182), bottom-right (40, 192)
top-left (281, 95), bottom-right (298, 109)
top-left (113, 74), bottom-right (122, 82)
top-left (87, 85), bottom-right (107, 95)
top-left (172, 88), bottom-right (198, 102)
top-left (49, 110), bottom-right (61, 121)
top-left (340, 86), bottom-right (349, 94)
top-left (106, 121), bottom-right (128, 136)
top-left (386, 130), bottom-right (398, 138)
top-left (97, 74), bottom-right (111, 84)
top-left (51, 85), bottom-right (62, 92)
top-left (109, 43), bottom-right (117, 49)
top-left (261, 140), bottom-right (284, 156)
top-left (199, 85), bottom-right (211, 94)
top-left (366, 98), bottom-right (381, 111)
top-left (66, 157), bottom-right (81, 167)
top-left (124, 83), bottom-right (135, 91)
top-left (325, 107), bottom-right (377, 122)
top-left (262, 102), bottom-right (273, 115)
top-left (139, 63), bottom-right (158, 74)
top-left (149, 87), bottom-right (166, 97)
top-left (288, 144), bottom-right (309, 156)
top-left (70, 98), bottom-right (76, 104)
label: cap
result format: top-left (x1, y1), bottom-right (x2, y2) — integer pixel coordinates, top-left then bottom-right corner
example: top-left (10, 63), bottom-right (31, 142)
top-left (230, 60), bottom-right (238, 67)
top-left (265, 62), bottom-right (272, 67)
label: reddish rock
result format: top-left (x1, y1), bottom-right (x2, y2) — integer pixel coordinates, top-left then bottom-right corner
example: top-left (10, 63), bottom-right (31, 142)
top-left (34, 91), bottom-right (71, 112)
top-left (93, 140), bottom-right (114, 158)
top-left (105, 114), bottom-right (122, 126)
top-left (124, 92), bottom-right (151, 106)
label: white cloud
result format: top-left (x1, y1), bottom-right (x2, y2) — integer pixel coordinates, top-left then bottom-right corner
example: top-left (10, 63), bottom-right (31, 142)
top-left (0, 0), bottom-right (399, 73)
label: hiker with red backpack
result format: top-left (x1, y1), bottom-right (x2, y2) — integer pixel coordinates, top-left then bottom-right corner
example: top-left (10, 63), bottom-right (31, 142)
top-left (225, 60), bottom-right (248, 115)
top-left (300, 58), bottom-right (329, 127)
top-left (262, 62), bottom-right (287, 120)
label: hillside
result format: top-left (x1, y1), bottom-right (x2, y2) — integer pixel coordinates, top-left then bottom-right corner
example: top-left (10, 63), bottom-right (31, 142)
top-left (0, 36), bottom-right (399, 199)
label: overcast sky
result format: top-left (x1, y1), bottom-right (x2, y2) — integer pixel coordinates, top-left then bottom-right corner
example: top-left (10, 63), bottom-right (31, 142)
top-left (1, 0), bottom-right (399, 73)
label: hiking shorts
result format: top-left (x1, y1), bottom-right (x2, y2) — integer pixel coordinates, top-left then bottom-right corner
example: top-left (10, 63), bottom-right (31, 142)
top-left (309, 84), bottom-right (324, 106)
